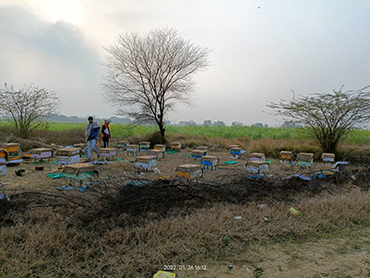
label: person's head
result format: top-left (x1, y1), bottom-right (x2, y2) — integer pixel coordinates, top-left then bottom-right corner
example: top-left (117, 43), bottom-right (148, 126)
top-left (88, 116), bottom-right (93, 123)
top-left (104, 119), bottom-right (111, 125)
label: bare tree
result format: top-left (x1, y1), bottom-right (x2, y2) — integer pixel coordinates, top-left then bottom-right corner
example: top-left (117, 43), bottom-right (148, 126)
top-left (0, 83), bottom-right (61, 138)
top-left (102, 27), bottom-right (211, 143)
top-left (267, 85), bottom-right (370, 153)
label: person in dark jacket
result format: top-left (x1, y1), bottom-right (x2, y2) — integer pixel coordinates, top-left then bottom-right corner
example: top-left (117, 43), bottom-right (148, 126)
top-left (85, 116), bottom-right (100, 160)
top-left (101, 119), bottom-right (111, 148)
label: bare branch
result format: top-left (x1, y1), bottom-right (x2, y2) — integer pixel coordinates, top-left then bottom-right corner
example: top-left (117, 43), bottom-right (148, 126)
top-left (267, 85), bottom-right (370, 153)
top-left (101, 27), bottom-right (211, 142)
top-left (0, 83), bottom-right (61, 138)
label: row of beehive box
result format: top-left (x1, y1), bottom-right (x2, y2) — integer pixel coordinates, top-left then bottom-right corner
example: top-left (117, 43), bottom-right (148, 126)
top-left (190, 145), bottom-right (335, 164)
top-left (124, 143), bottom-right (180, 157)
top-left (191, 145), bottom-right (248, 159)
top-left (118, 141), bottom-right (181, 153)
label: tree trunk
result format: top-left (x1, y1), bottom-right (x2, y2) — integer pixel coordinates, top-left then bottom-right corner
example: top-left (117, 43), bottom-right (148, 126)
top-left (158, 123), bottom-right (166, 144)
top-left (320, 134), bottom-right (338, 154)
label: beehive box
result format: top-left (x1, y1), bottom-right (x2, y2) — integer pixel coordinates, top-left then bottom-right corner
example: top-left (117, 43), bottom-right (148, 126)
top-left (56, 148), bottom-right (80, 157)
top-left (30, 148), bottom-right (53, 159)
top-left (228, 145), bottom-right (240, 150)
top-left (73, 143), bottom-right (87, 154)
top-left (73, 143), bottom-right (87, 148)
top-left (139, 141), bottom-right (150, 151)
top-left (246, 161), bottom-right (270, 173)
top-left (191, 149), bottom-right (207, 159)
top-left (170, 142), bottom-right (181, 150)
top-left (297, 153), bottom-right (314, 167)
top-left (0, 143), bottom-right (22, 161)
top-left (248, 153), bottom-right (265, 161)
top-left (200, 155), bottom-right (219, 170)
top-left (126, 144), bottom-right (139, 156)
top-left (154, 144), bottom-right (166, 152)
top-left (134, 155), bottom-right (157, 169)
top-left (99, 148), bottom-right (117, 159)
top-left (321, 153), bottom-right (335, 163)
top-left (148, 149), bottom-right (165, 160)
top-left (56, 148), bottom-right (81, 165)
top-left (64, 163), bottom-right (96, 175)
top-left (0, 162), bottom-right (6, 176)
top-left (117, 140), bottom-right (130, 149)
top-left (280, 151), bottom-right (293, 162)
top-left (0, 149), bottom-right (8, 163)
top-left (176, 164), bottom-right (203, 180)
top-left (230, 147), bottom-right (245, 159)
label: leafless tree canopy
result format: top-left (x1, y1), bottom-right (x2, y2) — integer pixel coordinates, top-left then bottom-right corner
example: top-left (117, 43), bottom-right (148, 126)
top-left (102, 27), bottom-right (211, 142)
top-left (0, 83), bottom-right (61, 138)
top-left (267, 85), bottom-right (370, 153)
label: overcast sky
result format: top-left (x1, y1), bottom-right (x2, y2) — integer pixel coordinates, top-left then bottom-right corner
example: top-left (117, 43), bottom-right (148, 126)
top-left (1, 0), bottom-right (369, 126)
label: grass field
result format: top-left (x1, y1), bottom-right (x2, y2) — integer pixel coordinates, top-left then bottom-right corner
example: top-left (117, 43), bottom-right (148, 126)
top-left (35, 122), bottom-right (370, 144)
top-left (1, 120), bottom-right (369, 144)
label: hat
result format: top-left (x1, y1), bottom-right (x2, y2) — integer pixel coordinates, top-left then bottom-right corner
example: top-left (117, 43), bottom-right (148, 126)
top-left (105, 119), bottom-right (111, 124)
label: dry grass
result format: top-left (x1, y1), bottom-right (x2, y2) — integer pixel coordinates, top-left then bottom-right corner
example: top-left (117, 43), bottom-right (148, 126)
top-left (1, 189), bottom-right (370, 277)
top-left (0, 162), bottom-right (369, 277)
top-left (0, 129), bottom-right (369, 277)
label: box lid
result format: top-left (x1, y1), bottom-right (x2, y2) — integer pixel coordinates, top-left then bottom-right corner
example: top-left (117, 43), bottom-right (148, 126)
top-left (0, 142), bottom-right (20, 147)
top-left (246, 160), bottom-right (269, 166)
top-left (176, 164), bottom-right (203, 171)
top-left (56, 148), bottom-right (80, 156)
top-left (201, 155), bottom-right (218, 160)
top-left (63, 163), bottom-right (95, 174)
top-left (135, 155), bottom-right (156, 162)
top-left (30, 148), bottom-right (53, 153)
top-left (249, 153), bottom-right (265, 158)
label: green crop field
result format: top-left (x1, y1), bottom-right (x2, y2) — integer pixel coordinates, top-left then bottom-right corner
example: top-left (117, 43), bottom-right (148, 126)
top-left (48, 122), bottom-right (369, 144)
top-left (1, 120), bottom-right (368, 144)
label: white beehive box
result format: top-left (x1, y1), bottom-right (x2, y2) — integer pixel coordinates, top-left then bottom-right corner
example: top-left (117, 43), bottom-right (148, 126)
top-left (30, 148), bottom-right (53, 160)
top-left (148, 149), bottom-right (165, 160)
top-left (321, 153), bottom-right (335, 163)
top-left (200, 155), bottom-right (219, 170)
top-left (176, 164), bottom-right (203, 180)
top-left (297, 153), bottom-right (314, 167)
top-left (139, 142), bottom-right (150, 151)
top-left (191, 149), bottom-right (207, 159)
top-left (56, 148), bottom-right (81, 165)
top-left (280, 151), bottom-right (293, 162)
top-left (135, 155), bottom-right (157, 169)
top-left (229, 147), bottom-right (245, 159)
top-left (0, 163), bottom-right (6, 176)
top-left (99, 148), bottom-right (117, 159)
top-left (154, 144), bottom-right (166, 152)
top-left (117, 141), bottom-right (130, 149)
top-left (64, 163), bottom-right (96, 175)
top-left (248, 153), bottom-right (266, 161)
top-left (246, 161), bottom-right (270, 173)
top-left (170, 142), bottom-right (181, 150)
top-left (126, 144), bottom-right (139, 156)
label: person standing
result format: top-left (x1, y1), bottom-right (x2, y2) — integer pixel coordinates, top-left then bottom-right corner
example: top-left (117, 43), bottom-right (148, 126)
top-left (85, 116), bottom-right (100, 161)
top-left (101, 119), bottom-right (111, 148)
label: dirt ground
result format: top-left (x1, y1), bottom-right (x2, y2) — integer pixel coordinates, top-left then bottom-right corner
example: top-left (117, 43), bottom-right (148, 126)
top-left (1, 146), bottom-right (369, 277)
top-left (0, 146), bottom-right (334, 191)
top-left (174, 230), bottom-right (370, 277)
